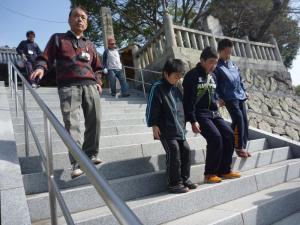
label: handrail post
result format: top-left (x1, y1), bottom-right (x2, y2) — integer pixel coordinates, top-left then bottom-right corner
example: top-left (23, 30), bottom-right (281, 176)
top-left (11, 66), bottom-right (14, 97)
top-left (44, 114), bottom-right (58, 225)
top-left (8, 62), bottom-right (11, 92)
top-left (22, 82), bottom-right (29, 157)
top-left (10, 65), bottom-right (14, 97)
top-left (14, 69), bottom-right (19, 117)
top-left (140, 69), bottom-right (146, 99)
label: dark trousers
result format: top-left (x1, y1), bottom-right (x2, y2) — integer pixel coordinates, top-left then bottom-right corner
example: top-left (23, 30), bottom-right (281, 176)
top-left (160, 138), bottom-right (191, 186)
top-left (198, 116), bottom-right (234, 175)
top-left (226, 100), bottom-right (249, 149)
top-left (107, 69), bottom-right (128, 95)
top-left (24, 61), bottom-right (36, 84)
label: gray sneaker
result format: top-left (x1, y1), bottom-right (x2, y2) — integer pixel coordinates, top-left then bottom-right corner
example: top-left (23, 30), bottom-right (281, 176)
top-left (31, 83), bottom-right (40, 89)
top-left (71, 163), bottom-right (83, 179)
top-left (90, 155), bottom-right (102, 165)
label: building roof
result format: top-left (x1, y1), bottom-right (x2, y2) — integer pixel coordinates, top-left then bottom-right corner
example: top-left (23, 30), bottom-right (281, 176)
top-left (0, 47), bottom-right (21, 65)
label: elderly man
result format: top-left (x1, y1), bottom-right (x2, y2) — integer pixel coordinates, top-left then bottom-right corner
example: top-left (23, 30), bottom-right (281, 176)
top-left (31, 6), bottom-right (102, 178)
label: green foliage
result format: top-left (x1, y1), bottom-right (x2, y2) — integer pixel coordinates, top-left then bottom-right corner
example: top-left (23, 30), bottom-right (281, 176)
top-left (295, 85), bottom-right (300, 96)
top-left (69, 0), bottom-right (300, 67)
top-left (208, 0), bottom-right (300, 68)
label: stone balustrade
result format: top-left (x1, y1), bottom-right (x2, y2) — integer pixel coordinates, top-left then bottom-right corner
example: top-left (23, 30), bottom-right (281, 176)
top-left (134, 15), bottom-right (283, 69)
top-left (136, 28), bottom-right (167, 68)
top-left (173, 25), bottom-right (281, 62)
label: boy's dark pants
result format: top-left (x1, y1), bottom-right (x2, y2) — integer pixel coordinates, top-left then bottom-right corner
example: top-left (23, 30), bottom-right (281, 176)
top-left (225, 100), bottom-right (249, 149)
top-left (160, 138), bottom-right (191, 186)
top-left (198, 115), bottom-right (234, 175)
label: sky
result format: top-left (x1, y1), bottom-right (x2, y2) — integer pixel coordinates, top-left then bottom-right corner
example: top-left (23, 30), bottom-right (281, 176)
top-left (0, 0), bottom-right (299, 86)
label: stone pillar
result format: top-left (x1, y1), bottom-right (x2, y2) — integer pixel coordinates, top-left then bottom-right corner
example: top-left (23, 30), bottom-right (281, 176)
top-left (100, 7), bottom-right (114, 49)
top-left (190, 33), bottom-right (198, 50)
top-left (270, 34), bottom-right (283, 63)
top-left (132, 44), bottom-right (142, 81)
top-left (198, 35), bottom-right (204, 50)
top-left (206, 29), bottom-right (218, 51)
top-left (175, 29), bottom-right (184, 47)
top-left (132, 45), bottom-right (141, 69)
top-left (242, 36), bottom-right (253, 59)
top-left (163, 14), bottom-right (177, 48)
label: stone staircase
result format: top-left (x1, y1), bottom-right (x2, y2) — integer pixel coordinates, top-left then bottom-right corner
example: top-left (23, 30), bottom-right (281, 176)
top-left (6, 87), bottom-right (300, 225)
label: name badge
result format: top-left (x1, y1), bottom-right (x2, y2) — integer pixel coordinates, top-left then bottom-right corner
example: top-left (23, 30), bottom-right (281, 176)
top-left (78, 52), bottom-right (91, 62)
top-left (28, 50), bottom-right (34, 55)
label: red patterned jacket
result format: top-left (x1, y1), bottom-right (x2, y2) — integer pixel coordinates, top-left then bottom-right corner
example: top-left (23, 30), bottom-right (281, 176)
top-left (36, 31), bottom-right (102, 87)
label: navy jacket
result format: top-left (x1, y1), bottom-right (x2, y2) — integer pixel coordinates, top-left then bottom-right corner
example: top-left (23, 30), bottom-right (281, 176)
top-left (146, 78), bottom-right (186, 140)
top-left (16, 40), bottom-right (42, 63)
top-left (183, 63), bottom-right (219, 123)
top-left (214, 59), bottom-right (246, 101)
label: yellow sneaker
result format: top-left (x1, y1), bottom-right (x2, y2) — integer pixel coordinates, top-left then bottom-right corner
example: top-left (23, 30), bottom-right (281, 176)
top-left (220, 171), bottom-right (241, 179)
top-left (205, 175), bottom-right (222, 183)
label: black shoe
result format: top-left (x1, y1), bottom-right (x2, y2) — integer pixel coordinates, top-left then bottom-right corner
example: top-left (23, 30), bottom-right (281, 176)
top-left (111, 93), bottom-right (116, 97)
top-left (90, 155), bottom-right (102, 165)
top-left (121, 93), bottom-right (130, 97)
top-left (168, 183), bottom-right (189, 194)
top-left (183, 180), bottom-right (198, 189)
top-left (71, 163), bottom-right (83, 179)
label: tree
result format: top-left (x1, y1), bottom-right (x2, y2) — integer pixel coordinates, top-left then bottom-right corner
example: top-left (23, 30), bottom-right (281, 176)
top-left (70, 0), bottom-right (300, 67)
top-left (69, 0), bottom-right (210, 47)
top-left (208, 0), bottom-right (300, 68)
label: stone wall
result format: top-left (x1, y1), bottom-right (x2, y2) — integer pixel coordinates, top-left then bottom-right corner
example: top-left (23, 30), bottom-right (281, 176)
top-left (215, 68), bottom-right (300, 141)
top-left (241, 68), bottom-right (300, 141)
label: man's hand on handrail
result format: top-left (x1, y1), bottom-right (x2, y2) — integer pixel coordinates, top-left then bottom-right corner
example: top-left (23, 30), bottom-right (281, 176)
top-left (30, 68), bottom-right (45, 81)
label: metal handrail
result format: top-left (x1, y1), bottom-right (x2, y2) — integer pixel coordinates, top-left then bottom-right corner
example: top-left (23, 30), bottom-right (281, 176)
top-left (8, 61), bottom-right (143, 225)
top-left (123, 65), bottom-right (160, 98)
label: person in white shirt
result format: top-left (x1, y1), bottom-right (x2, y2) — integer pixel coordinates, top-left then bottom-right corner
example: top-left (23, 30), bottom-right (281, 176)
top-left (102, 38), bottom-right (130, 97)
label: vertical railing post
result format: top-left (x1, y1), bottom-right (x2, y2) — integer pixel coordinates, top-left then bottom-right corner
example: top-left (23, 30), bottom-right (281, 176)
top-left (8, 62), bottom-right (11, 91)
top-left (270, 34), bottom-right (283, 63)
top-left (140, 69), bottom-right (146, 99)
top-left (44, 114), bottom-right (58, 225)
top-left (14, 69), bottom-right (19, 117)
top-left (10, 65), bottom-right (14, 97)
top-left (22, 82), bottom-right (29, 157)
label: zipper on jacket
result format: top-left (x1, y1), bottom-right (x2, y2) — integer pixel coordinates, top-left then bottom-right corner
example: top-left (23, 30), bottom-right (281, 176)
top-left (170, 89), bottom-right (185, 140)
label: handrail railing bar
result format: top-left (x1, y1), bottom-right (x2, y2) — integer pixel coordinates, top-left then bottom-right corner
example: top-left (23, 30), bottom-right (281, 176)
top-left (8, 61), bottom-right (143, 225)
top-left (51, 176), bottom-right (75, 225)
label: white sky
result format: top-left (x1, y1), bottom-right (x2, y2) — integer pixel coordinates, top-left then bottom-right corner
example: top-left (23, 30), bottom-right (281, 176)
top-left (290, 51), bottom-right (300, 86)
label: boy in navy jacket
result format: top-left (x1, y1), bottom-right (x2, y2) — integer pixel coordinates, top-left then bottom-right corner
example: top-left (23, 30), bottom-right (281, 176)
top-left (146, 59), bottom-right (198, 193)
top-left (214, 39), bottom-right (250, 158)
top-left (183, 47), bottom-right (241, 183)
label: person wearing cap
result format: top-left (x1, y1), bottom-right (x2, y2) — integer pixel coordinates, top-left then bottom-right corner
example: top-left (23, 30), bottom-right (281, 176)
top-left (102, 38), bottom-right (130, 97)
top-left (17, 31), bottom-right (42, 88)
